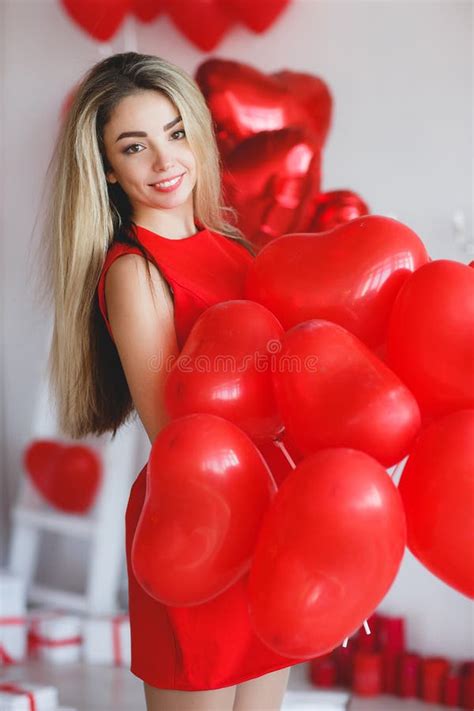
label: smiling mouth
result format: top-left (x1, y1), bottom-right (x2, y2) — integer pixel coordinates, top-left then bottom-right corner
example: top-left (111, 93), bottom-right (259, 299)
top-left (149, 173), bottom-right (185, 188)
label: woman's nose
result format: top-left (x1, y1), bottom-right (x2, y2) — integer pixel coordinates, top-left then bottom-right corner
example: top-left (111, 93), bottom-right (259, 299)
top-left (151, 147), bottom-right (174, 172)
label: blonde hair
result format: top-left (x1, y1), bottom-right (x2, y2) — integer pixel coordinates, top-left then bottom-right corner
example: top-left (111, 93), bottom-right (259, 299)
top-left (37, 51), bottom-right (255, 440)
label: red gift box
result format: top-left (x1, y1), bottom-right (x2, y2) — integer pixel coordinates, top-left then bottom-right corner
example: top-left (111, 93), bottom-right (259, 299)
top-left (420, 656), bottom-right (450, 703)
top-left (309, 653), bottom-right (337, 688)
top-left (443, 665), bottom-right (461, 707)
top-left (398, 652), bottom-right (421, 698)
top-left (377, 614), bottom-right (405, 653)
top-left (460, 662), bottom-right (474, 709)
top-left (352, 651), bottom-right (383, 696)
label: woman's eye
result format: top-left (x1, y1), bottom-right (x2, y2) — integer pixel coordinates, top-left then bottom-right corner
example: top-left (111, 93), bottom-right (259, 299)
top-left (124, 143), bottom-right (144, 154)
top-left (171, 129), bottom-right (186, 140)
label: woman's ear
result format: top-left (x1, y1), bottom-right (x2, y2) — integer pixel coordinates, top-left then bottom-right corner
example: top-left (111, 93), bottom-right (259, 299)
top-left (106, 170), bottom-right (118, 184)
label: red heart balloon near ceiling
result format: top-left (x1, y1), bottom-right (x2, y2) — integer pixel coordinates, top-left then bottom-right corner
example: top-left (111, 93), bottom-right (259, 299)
top-left (132, 0), bottom-right (165, 22)
top-left (24, 440), bottom-right (102, 514)
top-left (166, 0), bottom-right (235, 53)
top-left (225, 0), bottom-right (290, 32)
top-left (61, 0), bottom-right (131, 41)
top-left (195, 58), bottom-right (332, 157)
top-left (245, 215), bottom-right (430, 349)
top-left (60, 0), bottom-right (291, 46)
top-left (222, 127), bottom-right (321, 251)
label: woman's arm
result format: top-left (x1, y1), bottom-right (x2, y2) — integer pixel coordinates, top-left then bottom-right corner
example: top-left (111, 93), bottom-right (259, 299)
top-left (104, 253), bottom-right (179, 445)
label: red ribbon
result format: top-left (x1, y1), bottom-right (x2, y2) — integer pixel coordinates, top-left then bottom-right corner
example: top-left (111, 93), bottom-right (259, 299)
top-left (0, 616), bottom-right (28, 625)
top-left (0, 682), bottom-right (37, 711)
top-left (27, 627), bottom-right (82, 654)
top-left (112, 614), bottom-right (129, 666)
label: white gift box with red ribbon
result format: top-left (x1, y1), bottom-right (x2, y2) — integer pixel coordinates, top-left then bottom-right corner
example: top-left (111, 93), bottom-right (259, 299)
top-left (27, 610), bottom-right (82, 664)
top-left (0, 570), bottom-right (28, 665)
top-left (0, 681), bottom-right (58, 710)
top-left (82, 613), bottom-right (130, 666)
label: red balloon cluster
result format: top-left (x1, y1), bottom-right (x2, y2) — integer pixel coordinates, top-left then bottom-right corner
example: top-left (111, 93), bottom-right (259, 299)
top-left (132, 214), bottom-right (473, 661)
top-left (59, 0), bottom-right (291, 49)
top-left (246, 215), bottom-right (474, 604)
top-left (195, 58), bottom-right (369, 249)
top-left (23, 439), bottom-right (102, 513)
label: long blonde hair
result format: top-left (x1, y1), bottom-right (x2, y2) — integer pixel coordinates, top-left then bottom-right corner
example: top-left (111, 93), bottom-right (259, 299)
top-left (37, 52), bottom-right (255, 440)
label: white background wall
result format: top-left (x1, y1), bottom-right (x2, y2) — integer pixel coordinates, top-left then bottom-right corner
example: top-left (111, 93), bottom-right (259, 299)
top-left (1, 0), bottom-right (473, 660)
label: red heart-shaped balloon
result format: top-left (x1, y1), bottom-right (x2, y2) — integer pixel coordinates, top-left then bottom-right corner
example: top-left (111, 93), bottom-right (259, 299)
top-left (167, 0), bottom-right (235, 51)
top-left (131, 0), bottom-right (164, 21)
top-left (245, 215), bottom-right (430, 348)
top-left (272, 320), bottom-right (421, 467)
top-left (60, 0), bottom-right (129, 41)
top-left (24, 440), bottom-right (66, 489)
top-left (248, 448), bottom-right (406, 657)
top-left (387, 259), bottom-right (474, 420)
top-left (225, 0), bottom-right (290, 32)
top-left (24, 440), bottom-right (102, 513)
top-left (223, 128), bottom-right (321, 250)
top-left (195, 58), bottom-right (332, 157)
top-left (165, 300), bottom-right (284, 440)
top-left (132, 414), bottom-right (276, 605)
top-left (398, 410), bottom-right (474, 599)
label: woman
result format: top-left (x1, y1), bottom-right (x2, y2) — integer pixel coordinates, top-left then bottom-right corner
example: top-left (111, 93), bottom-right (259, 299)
top-left (40, 51), bottom-right (305, 710)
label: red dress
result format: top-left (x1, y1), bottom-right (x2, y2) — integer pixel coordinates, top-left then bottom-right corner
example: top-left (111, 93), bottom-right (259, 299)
top-left (96, 223), bottom-right (306, 691)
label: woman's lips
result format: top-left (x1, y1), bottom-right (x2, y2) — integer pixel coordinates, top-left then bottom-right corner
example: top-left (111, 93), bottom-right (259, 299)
top-left (150, 173), bottom-right (185, 193)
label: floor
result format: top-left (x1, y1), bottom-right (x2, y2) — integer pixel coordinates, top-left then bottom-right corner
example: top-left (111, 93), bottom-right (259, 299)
top-left (0, 660), bottom-right (453, 711)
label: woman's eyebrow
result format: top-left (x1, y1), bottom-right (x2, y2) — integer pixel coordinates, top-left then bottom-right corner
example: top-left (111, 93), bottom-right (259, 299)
top-left (115, 115), bottom-right (182, 142)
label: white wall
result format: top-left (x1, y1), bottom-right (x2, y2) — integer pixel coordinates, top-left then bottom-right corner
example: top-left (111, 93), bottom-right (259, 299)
top-left (1, 0), bottom-right (472, 659)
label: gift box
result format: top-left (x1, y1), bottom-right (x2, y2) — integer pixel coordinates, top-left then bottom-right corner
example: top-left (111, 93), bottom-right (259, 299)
top-left (0, 681), bottom-right (58, 710)
top-left (0, 570), bottom-right (28, 665)
top-left (82, 612), bottom-right (130, 666)
top-left (27, 609), bottom-right (82, 664)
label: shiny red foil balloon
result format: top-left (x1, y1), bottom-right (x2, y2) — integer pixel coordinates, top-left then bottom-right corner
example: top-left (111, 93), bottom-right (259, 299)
top-left (247, 448), bottom-right (406, 658)
top-left (398, 410), bottom-right (474, 599)
top-left (165, 300), bottom-right (284, 441)
top-left (308, 189), bottom-right (370, 233)
top-left (387, 260), bottom-right (474, 420)
top-left (223, 128), bottom-right (321, 250)
top-left (24, 440), bottom-right (102, 513)
top-left (272, 320), bottom-right (421, 467)
top-left (132, 414), bottom-right (277, 605)
top-left (196, 58), bottom-right (332, 157)
top-left (245, 215), bottom-right (430, 348)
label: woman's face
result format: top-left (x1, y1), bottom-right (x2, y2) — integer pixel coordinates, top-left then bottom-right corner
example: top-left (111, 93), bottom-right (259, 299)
top-left (102, 90), bottom-right (197, 219)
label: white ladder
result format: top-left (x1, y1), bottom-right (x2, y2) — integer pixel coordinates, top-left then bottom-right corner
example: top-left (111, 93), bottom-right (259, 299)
top-left (7, 367), bottom-right (146, 614)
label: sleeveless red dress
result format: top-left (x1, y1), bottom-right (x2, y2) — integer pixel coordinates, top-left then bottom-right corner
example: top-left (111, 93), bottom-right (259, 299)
top-left (96, 223), bottom-right (305, 691)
